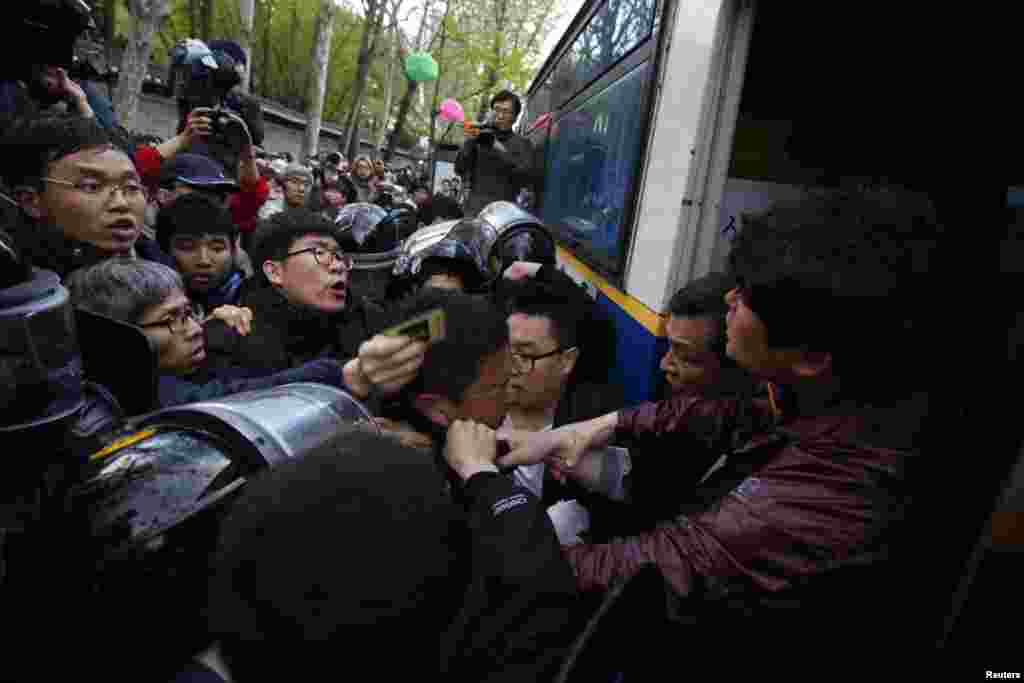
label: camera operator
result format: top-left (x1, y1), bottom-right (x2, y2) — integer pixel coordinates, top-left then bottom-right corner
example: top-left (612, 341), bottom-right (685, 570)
top-left (170, 39), bottom-right (264, 178)
top-left (455, 91), bottom-right (534, 216)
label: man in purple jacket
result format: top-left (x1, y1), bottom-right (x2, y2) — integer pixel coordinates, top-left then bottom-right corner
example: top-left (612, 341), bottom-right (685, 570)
top-left (499, 190), bottom-right (936, 622)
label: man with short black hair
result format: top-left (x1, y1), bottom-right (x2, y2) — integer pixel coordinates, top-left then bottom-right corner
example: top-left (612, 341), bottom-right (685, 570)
top-left (456, 90), bottom-right (534, 216)
top-left (498, 268), bottom-right (622, 544)
top-left (204, 208), bottom-right (411, 399)
top-left (662, 272), bottom-right (754, 396)
top-left (156, 193), bottom-right (246, 310)
top-left (0, 115), bottom-right (150, 278)
top-left (388, 288), bottom-right (513, 434)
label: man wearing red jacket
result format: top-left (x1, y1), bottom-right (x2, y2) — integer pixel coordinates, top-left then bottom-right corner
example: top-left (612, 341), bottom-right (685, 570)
top-left (498, 189), bottom-right (937, 657)
top-left (134, 110), bottom-right (268, 235)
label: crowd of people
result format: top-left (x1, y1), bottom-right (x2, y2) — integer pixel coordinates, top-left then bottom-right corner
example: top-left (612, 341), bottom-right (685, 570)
top-left (0, 9), bottom-right (947, 682)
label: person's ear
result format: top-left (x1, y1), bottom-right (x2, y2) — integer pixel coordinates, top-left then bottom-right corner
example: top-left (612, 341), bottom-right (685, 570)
top-left (560, 346), bottom-right (580, 378)
top-left (262, 259), bottom-right (284, 286)
top-left (792, 349), bottom-right (833, 379)
top-left (413, 393), bottom-right (458, 427)
top-left (14, 186), bottom-right (43, 220)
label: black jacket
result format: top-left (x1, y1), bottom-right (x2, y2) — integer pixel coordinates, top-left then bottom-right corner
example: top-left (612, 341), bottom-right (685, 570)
top-left (455, 130), bottom-right (533, 216)
top-left (204, 280), bottom-right (384, 375)
top-left (442, 471), bottom-right (579, 682)
top-left (9, 215), bottom-right (173, 279)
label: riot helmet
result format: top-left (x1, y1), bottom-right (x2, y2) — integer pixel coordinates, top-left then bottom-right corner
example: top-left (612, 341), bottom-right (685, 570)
top-left (74, 382), bottom-right (381, 558)
top-left (332, 202), bottom-right (390, 253)
top-left (0, 232), bottom-right (84, 442)
top-left (477, 201), bottom-right (556, 277)
top-left (69, 383), bottom-right (381, 673)
top-left (373, 182), bottom-right (415, 211)
top-left (392, 218), bottom-right (496, 293)
top-left (332, 202), bottom-right (418, 254)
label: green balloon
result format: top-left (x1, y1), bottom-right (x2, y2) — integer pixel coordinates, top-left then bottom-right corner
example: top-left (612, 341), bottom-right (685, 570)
top-left (405, 52), bottom-right (439, 82)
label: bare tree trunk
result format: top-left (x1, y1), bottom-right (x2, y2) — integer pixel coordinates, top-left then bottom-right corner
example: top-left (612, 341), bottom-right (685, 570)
top-left (201, 0), bottom-right (215, 41)
top-left (190, 0), bottom-right (200, 37)
top-left (375, 21), bottom-right (399, 154)
top-left (385, 78), bottom-right (417, 162)
top-left (342, 0), bottom-right (383, 160)
top-left (114, 0), bottom-right (173, 132)
top-left (103, 0), bottom-right (117, 72)
top-left (385, 0), bottom-right (434, 162)
top-left (303, 0), bottom-right (339, 160)
top-left (238, 0), bottom-right (256, 92)
top-left (260, 0), bottom-right (273, 97)
top-left (478, 0), bottom-right (508, 119)
top-left (426, 0), bottom-right (450, 180)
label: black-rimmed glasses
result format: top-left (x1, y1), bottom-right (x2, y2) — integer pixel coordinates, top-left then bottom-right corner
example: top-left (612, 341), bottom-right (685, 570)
top-left (510, 346), bottom-right (576, 374)
top-left (284, 247), bottom-right (354, 270)
top-left (139, 302), bottom-right (203, 336)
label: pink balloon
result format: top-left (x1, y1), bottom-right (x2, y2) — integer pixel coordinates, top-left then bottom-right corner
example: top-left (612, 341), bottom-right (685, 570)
top-left (439, 98), bottom-right (465, 123)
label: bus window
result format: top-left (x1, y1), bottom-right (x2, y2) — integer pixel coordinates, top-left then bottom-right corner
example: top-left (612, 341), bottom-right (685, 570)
top-left (552, 0), bottom-right (658, 109)
top-left (540, 61), bottom-right (651, 278)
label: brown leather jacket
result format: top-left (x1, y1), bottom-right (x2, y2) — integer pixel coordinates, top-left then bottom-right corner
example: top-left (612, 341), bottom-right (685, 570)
top-left (564, 387), bottom-right (921, 599)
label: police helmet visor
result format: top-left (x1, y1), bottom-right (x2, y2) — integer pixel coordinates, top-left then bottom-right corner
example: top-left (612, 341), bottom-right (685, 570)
top-left (333, 202), bottom-right (389, 250)
top-left (0, 272), bottom-right (82, 429)
top-left (75, 429), bottom-right (242, 550)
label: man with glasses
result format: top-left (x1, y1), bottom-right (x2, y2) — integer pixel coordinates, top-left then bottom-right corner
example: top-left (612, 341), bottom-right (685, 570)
top-left (65, 258), bottom-right (361, 408)
top-left (204, 208), bottom-right (421, 401)
top-left (455, 90), bottom-right (535, 216)
top-left (281, 163), bottom-right (313, 210)
top-left (0, 115), bottom-right (157, 278)
top-left (254, 162), bottom-right (314, 221)
top-left (498, 269), bottom-right (621, 543)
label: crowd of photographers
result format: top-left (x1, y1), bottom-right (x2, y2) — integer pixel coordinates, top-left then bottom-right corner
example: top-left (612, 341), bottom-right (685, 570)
top-left (0, 2), bottom-right (948, 681)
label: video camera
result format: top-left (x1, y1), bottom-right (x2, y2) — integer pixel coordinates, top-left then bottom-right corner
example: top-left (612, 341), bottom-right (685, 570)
top-left (169, 39), bottom-right (240, 110)
top-left (168, 39), bottom-right (253, 156)
top-left (474, 110), bottom-right (499, 147)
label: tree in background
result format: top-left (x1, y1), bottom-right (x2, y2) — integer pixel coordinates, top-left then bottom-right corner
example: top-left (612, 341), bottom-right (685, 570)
top-left (102, 0), bottom-right (563, 156)
top-left (238, 0), bottom-right (255, 91)
top-left (114, 0), bottom-right (174, 131)
top-left (385, 0), bottom-right (435, 162)
top-left (302, 0), bottom-right (339, 159)
top-left (341, 0), bottom-right (385, 161)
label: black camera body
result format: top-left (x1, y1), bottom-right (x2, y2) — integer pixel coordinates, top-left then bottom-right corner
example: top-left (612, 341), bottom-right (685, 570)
top-left (169, 38), bottom-right (245, 140)
top-left (475, 111), bottom-right (499, 147)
